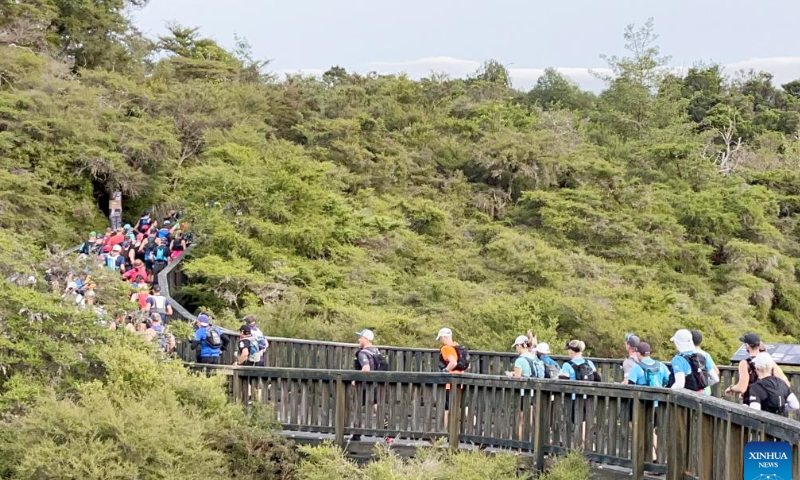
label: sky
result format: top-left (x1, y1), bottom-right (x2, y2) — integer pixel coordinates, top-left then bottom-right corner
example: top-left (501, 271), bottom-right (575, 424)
top-left (133, 0), bottom-right (800, 91)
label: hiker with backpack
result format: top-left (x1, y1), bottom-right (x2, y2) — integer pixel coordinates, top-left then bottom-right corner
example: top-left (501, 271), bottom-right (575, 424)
top-left (437, 328), bottom-right (469, 373)
top-left (144, 315), bottom-right (176, 354)
top-left (626, 342), bottom-right (669, 388)
top-left (725, 333), bottom-right (791, 404)
top-left (621, 333), bottom-right (640, 383)
top-left (150, 237), bottom-right (171, 283)
top-left (192, 313), bottom-right (226, 364)
top-left (691, 330), bottom-right (720, 395)
top-left (235, 325), bottom-right (266, 366)
top-left (354, 329), bottom-right (388, 372)
top-left (242, 315), bottom-right (268, 366)
top-left (668, 329), bottom-right (710, 393)
top-left (559, 340), bottom-right (601, 382)
top-left (510, 335), bottom-right (545, 379)
top-left (147, 285), bottom-right (173, 323)
top-left (534, 343), bottom-right (561, 379)
top-left (747, 352), bottom-right (799, 416)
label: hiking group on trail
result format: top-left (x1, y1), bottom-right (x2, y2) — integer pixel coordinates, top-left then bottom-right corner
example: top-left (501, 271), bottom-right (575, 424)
top-left (75, 209), bottom-right (190, 354)
top-left (65, 210), bottom-right (800, 421)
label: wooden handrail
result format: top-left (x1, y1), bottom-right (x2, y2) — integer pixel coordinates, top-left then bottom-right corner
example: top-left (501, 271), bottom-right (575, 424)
top-left (192, 365), bottom-right (800, 478)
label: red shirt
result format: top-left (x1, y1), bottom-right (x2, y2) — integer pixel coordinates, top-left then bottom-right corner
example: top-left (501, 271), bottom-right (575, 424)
top-left (106, 234), bottom-right (125, 247)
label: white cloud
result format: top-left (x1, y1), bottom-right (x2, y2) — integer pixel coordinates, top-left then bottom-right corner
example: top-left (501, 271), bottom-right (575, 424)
top-left (274, 55), bottom-right (800, 92)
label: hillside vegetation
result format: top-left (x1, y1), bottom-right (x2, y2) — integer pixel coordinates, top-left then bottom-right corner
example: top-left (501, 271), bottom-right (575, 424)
top-left (3, 3), bottom-right (800, 359)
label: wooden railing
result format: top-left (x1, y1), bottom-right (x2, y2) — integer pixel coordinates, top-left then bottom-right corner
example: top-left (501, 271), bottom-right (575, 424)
top-left (176, 334), bottom-right (800, 402)
top-left (195, 365), bottom-right (800, 479)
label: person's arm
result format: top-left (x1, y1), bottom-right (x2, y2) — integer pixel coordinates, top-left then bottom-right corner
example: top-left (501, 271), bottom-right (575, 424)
top-left (773, 364), bottom-right (791, 388)
top-left (725, 360), bottom-right (750, 395)
top-left (165, 301), bottom-right (173, 316)
top-left (357, 351), bottom-right (371, 371)
top-left (558, 363), bottom-right (572, 379)
top-left (705, 354), bottom-right (720, 384)
top-left (236, 342), bottom-right (249, 365)
top-left (441, 348), bottom-right (458, 372)
top-left (221, 333), bottom-right (230, 351)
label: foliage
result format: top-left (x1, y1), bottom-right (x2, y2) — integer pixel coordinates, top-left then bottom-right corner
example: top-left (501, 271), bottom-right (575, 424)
top-left (3, 15), bottom-right (800, 363)
top-left (296, 443), bottom-right (533, 480)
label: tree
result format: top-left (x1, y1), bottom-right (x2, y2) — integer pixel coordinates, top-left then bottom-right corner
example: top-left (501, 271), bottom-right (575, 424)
top-left (472, 59), bottom-right (511, 88)
top-left (528, 68), bottom-right (594, 111)
top-left (594, 19), bottom-right (672, 138)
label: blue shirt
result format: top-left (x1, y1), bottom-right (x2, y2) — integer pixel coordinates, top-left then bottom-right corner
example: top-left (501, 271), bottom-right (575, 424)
top-left (559, 357), bottom-right (597, 380)
top-left (628, 358), bottom-right (670, 387)
top-left (671, 350), bottom-right (714, 393)
top-left (195, 326), bottom-right (222, 357)
top-left (514, 353), bottom-right (542, 378)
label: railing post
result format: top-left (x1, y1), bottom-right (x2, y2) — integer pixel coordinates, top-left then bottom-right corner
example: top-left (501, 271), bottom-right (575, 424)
top-left (335, 375), bottom-right (346, 447)
top-left (697, 404), bottom-right (713, 480)
top-left (231, 368), bottom-right (242, 403)
top-left (531, 382), bottom-right (546, 472)
top-left (667, 397), bottom-right (688, 480)
top-left (631, 391), bottom-right (646, 480)
top-left (725, 412), bottom-right (743, 480)
top-left (448, 378), bottom-right (462, 450)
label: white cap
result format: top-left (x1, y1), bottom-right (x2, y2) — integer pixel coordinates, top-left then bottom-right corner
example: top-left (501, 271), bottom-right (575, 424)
top-left (436, 327), bottom-right (453, 340)
top-left (356, 329), bottom-right (375, 341)
top-left (754, 352), bottom-right (774, 370)
top-left (535, 343), bottom-right (552, 355)
top-left (670, 329), bottom-right (694, 353)
top-left (512, 335), bottom-right (529, 348)
top-left (112, 244), bottom-right (122, 252)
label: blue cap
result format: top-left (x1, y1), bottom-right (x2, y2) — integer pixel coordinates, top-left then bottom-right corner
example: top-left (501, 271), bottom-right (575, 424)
top-left (197, 313), bottom-right (210, 325)
top-left (123, 224), bottom-right (132, 230)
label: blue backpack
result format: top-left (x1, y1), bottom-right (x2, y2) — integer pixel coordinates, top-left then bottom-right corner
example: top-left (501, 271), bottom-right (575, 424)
top-left (153, 246), bottom-right (168, 262)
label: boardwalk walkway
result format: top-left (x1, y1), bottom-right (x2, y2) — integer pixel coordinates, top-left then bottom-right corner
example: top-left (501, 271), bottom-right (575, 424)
top-left (161, 247), bottom-right (800, 479)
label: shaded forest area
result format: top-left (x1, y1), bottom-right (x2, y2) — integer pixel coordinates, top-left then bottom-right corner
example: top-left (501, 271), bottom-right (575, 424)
top-left (4, 2), bottom-right (800, 361)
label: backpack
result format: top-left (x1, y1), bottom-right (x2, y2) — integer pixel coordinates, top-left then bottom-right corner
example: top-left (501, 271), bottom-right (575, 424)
top-left (153, 326), bottom-right (171, 353)
top-left (205, 326), bottom-right (223, 349)
top-left (250, 326), bottom-right (269, 351)
top-left (247, 339), bottom-right (263, 363)
top-left (753, 377), bottom-right (790, 415)
top-left (151, 295), bottom-right (167, 315)
top-left (641, 361), bottom-right (665, 388)
top-left (567, 360), bottom-right (602, 382)
top-left (153, 245), bottom-right (168, 263)
top-left (674, 353), bottom-right (708, 391)
top-left (543, 361), bottom-right (561, 379)
top-left (522, 355), bottom-right (545, 379)
top-left (354, 348), bottom-right (390, 371)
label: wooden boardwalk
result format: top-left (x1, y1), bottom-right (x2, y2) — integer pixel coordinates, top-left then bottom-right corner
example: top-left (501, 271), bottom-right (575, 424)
top-left (192, 364), bottom-right (800, 480)
top-left (163, 247), bottom-right (800, 479)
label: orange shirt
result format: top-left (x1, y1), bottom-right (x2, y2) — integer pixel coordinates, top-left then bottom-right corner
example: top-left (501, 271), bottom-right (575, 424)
top-left (440, 345), bottom-right (461, 372)
top-left (440, 344), bottom-right (462, 390)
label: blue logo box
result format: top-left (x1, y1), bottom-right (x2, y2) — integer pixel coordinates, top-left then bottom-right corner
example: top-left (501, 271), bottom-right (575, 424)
top-left (744, 441), bottom-right (792, 480)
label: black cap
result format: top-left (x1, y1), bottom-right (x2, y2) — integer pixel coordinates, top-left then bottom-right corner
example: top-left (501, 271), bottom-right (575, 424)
top-left (239, 325), bottom-right (251, 335)
top-left (637, 342), bottom-right (652, 355)
top-left (153, 285), bottom-right (161, 292)
top-left (690, 330), bottom-right (703, 346)
top-left (740, 333), bottom-right (761, 347)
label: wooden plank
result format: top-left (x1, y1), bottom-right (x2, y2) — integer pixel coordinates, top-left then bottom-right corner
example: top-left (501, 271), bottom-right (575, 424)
top-left (630, 392), bottom-right (646, 480)
top-left (334, 376), bottom-right (346, 446)
top-left (448, 379), bottom-right (462, 450)
top-left (532, 385), bottom-right (545, 471)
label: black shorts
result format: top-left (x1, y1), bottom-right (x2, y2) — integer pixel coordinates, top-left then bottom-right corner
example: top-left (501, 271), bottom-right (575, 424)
top-left (199, 356), bottom-right (220, 365)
